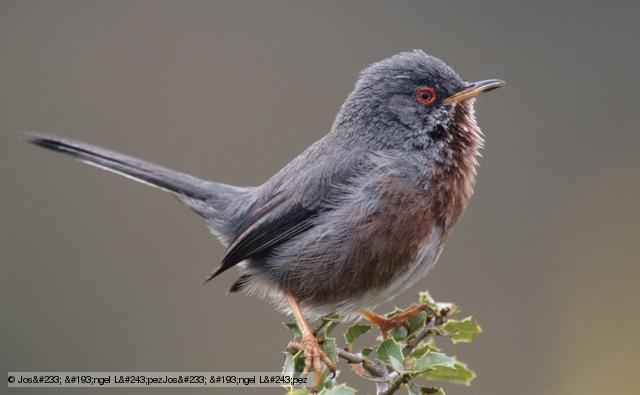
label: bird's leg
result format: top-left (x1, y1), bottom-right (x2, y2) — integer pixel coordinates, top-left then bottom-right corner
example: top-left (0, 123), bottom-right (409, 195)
top-left (285, 292), bottom-right (336, 391)
top-left (362, 303), bottom-right (427, 338)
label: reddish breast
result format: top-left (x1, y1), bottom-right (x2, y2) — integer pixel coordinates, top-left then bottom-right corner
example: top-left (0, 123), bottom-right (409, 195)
top-left (309, 100), bottom-right (482, 306)
top-left (340, 100), bottom-right (482, 299)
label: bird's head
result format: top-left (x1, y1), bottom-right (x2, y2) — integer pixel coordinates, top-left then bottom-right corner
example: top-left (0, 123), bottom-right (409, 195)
top-left (332, 50), bottom-right (503, 154)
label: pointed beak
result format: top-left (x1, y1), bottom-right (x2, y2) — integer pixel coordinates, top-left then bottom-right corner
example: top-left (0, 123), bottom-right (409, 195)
top-left (442, 79), bottom-right (505, 104)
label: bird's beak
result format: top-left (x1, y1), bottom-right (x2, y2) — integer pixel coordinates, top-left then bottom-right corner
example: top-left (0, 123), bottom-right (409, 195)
top-left (442, 79), bottom-right (505, 104)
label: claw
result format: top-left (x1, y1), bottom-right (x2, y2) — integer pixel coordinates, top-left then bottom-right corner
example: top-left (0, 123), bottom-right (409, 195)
top-left (288, 334), bottom-right (336, 392)
top-left (285, 292), bottom-right (336, 392)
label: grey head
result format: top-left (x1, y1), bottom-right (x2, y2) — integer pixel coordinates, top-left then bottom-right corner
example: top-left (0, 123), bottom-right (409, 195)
top-left (331, 49), bottom-right (503, 152)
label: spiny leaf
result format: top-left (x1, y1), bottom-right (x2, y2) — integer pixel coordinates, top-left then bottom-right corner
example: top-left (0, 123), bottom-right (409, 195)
top-left (377, 337), bottom-right (403, 364)
top-left (319, 384), bottom-right (357, 395)
top-left (422, 361), bottom-right (476, 385)
top-left (442, 317), bottom-right (481, 343)
top-left (344, 323), bottom-right (372, 345)
top-left (414, 351), bottom-right (456, 373)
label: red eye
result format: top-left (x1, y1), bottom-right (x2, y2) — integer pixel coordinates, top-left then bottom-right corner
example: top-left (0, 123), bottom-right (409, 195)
top-left (416, 86), bottom-right (436, 106)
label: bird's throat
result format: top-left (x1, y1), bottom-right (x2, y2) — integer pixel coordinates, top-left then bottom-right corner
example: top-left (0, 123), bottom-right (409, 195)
top-left (429, 100), bottom-right (482, 230)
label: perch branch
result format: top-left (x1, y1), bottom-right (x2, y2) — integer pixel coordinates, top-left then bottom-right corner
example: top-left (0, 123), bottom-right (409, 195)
top-left (333, 309), bottom-right (450, 395)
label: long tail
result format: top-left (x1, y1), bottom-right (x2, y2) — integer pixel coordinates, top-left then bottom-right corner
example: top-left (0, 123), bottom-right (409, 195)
top-left (28, 133), bottom-right (214, 200)
top-left (26, 133), bottom-right (251, 246)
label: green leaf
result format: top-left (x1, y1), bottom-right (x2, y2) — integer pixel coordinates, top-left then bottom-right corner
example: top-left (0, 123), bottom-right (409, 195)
top-left (422, 361), bottom-right (476, 385)
top-left (319, 384), bottom-right (357, 395)
top-left (414, 351), bottom-right (456, 373)
top-left (377, 337), bottom-right (403, 364)
top-left (390, 325), bottom-right (408, 341)
top-left (282, 350), bottom-right (305, 375)
top-left (412, 343), bottom-right (439, 359)
top-left (407, 311), bottom-right (428, 335)
top-left (319, 314), bottom-right (342, 337)
top-left (344, 323), bottom-right (372, 344)
top-left (389, 354), bottom-right (405, 372)
top-left (321, 337), bottom-right (338, 364)
top-left (412, 345), bottom-right (429, 359)
top-left (442, 317), bottom-right (481, 343)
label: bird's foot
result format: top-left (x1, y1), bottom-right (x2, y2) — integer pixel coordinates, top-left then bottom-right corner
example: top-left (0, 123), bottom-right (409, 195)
top-left (362, 303), bottom-right (427, 338)
top-left (288, 333), bottom-right (336, 392)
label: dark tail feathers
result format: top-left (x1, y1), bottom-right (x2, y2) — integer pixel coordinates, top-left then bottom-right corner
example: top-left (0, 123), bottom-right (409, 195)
top-left (28, 133), bottom-right (214, 200)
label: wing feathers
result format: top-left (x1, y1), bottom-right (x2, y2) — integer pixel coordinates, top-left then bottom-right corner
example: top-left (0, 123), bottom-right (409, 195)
top-left (204, 201), bottom-right (317, 282)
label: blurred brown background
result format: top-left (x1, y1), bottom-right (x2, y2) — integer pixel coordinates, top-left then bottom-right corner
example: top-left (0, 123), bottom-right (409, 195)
top-left (1, 1), bottom-right (639, 394)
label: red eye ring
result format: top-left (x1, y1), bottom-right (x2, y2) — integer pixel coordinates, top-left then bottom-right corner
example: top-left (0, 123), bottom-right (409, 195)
top-left (416, 86), bottom-right (436, 106)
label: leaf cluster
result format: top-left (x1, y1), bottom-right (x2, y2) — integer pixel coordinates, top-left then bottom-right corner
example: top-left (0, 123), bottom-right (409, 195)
top-left (282, 292), bottom-right (481, 395)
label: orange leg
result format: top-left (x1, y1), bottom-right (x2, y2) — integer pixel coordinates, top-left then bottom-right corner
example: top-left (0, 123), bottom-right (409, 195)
top-left (362, 303), bottom-right (427, 338)
top-left (286, 293), bottom-right (336, 391)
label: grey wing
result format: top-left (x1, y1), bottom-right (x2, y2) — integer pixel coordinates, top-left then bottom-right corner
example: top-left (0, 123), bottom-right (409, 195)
top-left (205, 147), bottom-right (374, 283)
top-left (204, 197), bottom-right (320, 281)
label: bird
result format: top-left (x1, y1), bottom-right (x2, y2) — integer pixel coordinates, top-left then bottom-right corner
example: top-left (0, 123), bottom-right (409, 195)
top-left (28, 49), bottom-right (503, 383)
